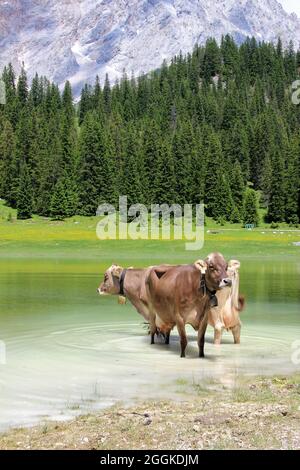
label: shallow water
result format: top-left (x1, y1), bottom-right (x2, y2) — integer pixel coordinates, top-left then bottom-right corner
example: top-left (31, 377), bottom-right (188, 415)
top-left (0, 258), bottom-right (299, 431)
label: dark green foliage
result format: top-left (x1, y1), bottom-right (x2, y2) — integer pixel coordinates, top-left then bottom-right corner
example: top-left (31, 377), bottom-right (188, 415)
top-left (79, 112), bottom-right (109, 215)
top-left (17, 163), bottom-right (33, 219)
top-left (16, 64), bottom-right (28, 108)
top-left (215, 172), bottom-right (235, 222)
top-left (204, 132), bottom-right (223, 218)
top-left (267, 148), bottom-right (286, 222)
top-left (0, 37), bottom-right (299, 223)
top-left (202, 38), bottom-right (221, 82)
top-left (261, 155), bottom-right (273, 208)
top-left (50, 178), bottom-right (68, 220)
top-left (0, 120), bottom-right (17, 205)
top-left (231, 161), bottom-right (245, 216)
top-left (243, 188), bottom-right (260, 226)
top-left (284, 138), bottom-right (299, 224)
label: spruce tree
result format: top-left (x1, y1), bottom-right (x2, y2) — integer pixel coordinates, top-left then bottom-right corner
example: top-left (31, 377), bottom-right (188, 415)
top-left (243, 188), bottom-right (259, 226)
top-left (17, 163), bottom-right (33, 219)
top-left (267, 148), bottom-right (286, 222)
top-left (215, 172), bottom-right (235, 222)
top-left (50, 179), bottom-right (68, 220)
top-left (103, 74), bottom-right (112, 115)
top-left (16, 64), bottom-right (28, 108)
top-left (285, 138), bottom-right (299, 224)
top-left (231, 160), bottom-right (245, 215)
top-left (204, 132), bottom-right (223, 218)
top-left (261, 155), bottom-right (273, 207)
top-left (79, 112), bottom-right (108, 215)
top-left (2, 63), bottom-right (17, 126)
top-left (153, 139), bottom-right (176, 205)
top-left (122, 125), bottom-right (144, 206)
top-left (202, 38), bottom-right (221, 82)
top-left (0, 121), bottom-right (17, 204)
top-left (172, 122), bottom-right (195, 205)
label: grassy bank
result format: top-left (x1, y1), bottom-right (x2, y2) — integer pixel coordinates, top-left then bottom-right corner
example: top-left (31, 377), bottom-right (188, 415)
top-left (1, 374), bottom-right (299, 450)
top-left (1, 201), bottom-right (300, 266)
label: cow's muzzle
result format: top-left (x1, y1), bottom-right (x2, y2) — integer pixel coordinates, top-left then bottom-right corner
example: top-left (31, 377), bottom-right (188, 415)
top-left (97, 287), bottom-right (106, 295)
top-left (219, 277), bottom-right (232, 288)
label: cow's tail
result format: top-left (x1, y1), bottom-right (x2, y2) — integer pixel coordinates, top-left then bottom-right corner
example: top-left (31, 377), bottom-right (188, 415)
top-left (237, 295), bottom-right (245, 313)
top-left (230, 271), bottom-right (245, 314)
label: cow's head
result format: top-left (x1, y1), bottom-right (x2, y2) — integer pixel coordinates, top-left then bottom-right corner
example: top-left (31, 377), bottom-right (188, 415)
top-left (97, 264), bottom-right (123, 295)
top-left (196, 252), bottom-right (232, 291)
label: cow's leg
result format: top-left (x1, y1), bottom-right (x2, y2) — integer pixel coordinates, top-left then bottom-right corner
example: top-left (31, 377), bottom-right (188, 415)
top-left (149, 311), bottom-right (157, 345)
top-left (176, 316), bottom-right (187, 358)
top-left (231, 323), bottom-right (241, 344)
top-left (214, 327), bottom-right (222, 345)
top-left (165, 330), bottom-right (171, 345)
top-left (198, 311), bottom-right (208, 358)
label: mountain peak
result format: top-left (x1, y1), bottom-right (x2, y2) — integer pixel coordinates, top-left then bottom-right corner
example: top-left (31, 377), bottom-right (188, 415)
top-left (0, 0), bottom-right (299, 94)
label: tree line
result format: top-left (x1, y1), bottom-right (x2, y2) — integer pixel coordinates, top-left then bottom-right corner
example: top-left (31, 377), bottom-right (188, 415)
top-left (0, 35), bottom-right (299, 225)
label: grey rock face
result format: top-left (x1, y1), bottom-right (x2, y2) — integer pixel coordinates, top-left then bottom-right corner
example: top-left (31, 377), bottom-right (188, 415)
top-left (0, 0), bottom-right (299, 94)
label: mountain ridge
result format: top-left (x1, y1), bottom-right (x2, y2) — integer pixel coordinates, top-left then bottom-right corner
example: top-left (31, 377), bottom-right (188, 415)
top-left (0, 0), bottom-right (299, 94)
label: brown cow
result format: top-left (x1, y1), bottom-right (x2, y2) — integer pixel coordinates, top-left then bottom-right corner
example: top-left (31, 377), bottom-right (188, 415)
top-left (146, 252), bottom-right (232, 358)
top-left (97, 264), bottom-right (176, 342)
top-left (208, 260), bottom-right (245, 344)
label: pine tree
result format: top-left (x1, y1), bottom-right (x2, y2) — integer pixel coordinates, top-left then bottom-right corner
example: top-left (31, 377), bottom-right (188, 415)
top-left (228, 122), bottom-right (250, 180)
top-left (79, 84), bottom-right (93, 125)
top-left (267, 148), bottom-right (286, 222)
top-left (100, 126), bottom-right (117, 205)
top-left (142, 119), bottom-right (162, 205)
top-left (16, 64), bottom-right (28, 108)
top-left (79, 112), bottom-right (108, 215)
top-left (215, 172), bottom-right (235, 222)
top-left (243, 188), bottom-right (259, 226)
top-left (285, 137), bottom-right (299, 224)
top-left (50, 179), bottom-right (68, 220)
top-left (35, 117), bottom-right (62, 216)
top-left (0, 121), bottom-right (17, 204)
top-left (122, 125), bottom-right (144, 206)
top-left (60, 82), bottom-right (79, 214)
top-left (62, 81), bottom-right (75, 122)
top-left (103, 74), bottom-right (112, 115)
top-left (172, 122), bottom-right (195, 205)
top-left (202, 38), bottom-right (221, 82)
top-left (260, 155), bottom-right (273, 207)
top-left (17, 163), bottom-right (33, 219)
top-left (230, 160), bottom-right (245, 215)
top-left (221, 34), bottom-right (239, 80)
top-left (1, 63), bottom-right (18, 126)
top-left (153, 139), bottom-right (176, 205)
top-left (204, 132), bottom-right (223, 218)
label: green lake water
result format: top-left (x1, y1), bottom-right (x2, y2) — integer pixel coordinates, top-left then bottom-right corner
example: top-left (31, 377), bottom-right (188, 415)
top-left (0, 255), bottom-right (299, 431)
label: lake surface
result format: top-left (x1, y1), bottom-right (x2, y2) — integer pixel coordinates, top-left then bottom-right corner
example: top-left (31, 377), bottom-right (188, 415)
top-left (0, 257), bottom-right (299, 431)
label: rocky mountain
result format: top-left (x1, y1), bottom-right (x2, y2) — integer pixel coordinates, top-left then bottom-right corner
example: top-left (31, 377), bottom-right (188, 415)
top-left (0, 0), bottom-right (299, 94)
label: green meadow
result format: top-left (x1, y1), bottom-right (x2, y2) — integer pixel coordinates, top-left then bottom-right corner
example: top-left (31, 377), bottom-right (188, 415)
top-left (0, 201), bottom-right (299, 268)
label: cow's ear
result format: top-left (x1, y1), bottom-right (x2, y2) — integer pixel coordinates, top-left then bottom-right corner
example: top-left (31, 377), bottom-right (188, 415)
top-left (194, 259), bottom-right (207, 273)
top-left (228, 260), bottom-right (240, 271)
top-left (111, 265), bottom-right (123, 278)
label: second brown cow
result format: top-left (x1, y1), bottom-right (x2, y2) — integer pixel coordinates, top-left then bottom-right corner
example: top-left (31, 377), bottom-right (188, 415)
top-left (146, 252), bottom-right (232, 358)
